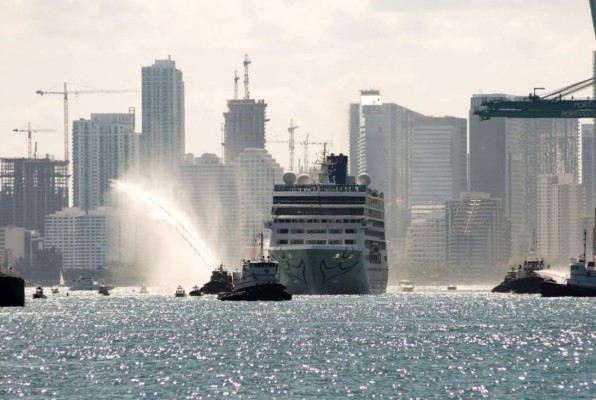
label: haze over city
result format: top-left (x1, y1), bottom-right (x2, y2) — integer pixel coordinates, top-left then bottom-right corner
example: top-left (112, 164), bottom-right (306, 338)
top-left (1, 0), bottom-right (594, 165)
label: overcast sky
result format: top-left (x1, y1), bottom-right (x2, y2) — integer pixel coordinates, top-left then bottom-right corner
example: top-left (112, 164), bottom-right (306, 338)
top-left (1, 0), bottom-right (594, 169)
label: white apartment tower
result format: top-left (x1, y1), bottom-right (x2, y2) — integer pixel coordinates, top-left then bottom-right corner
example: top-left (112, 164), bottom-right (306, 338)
top-left (141, 57), bottom-right (185, 174)
top-left (73, 112), bottom-right (139, 212)
top-left (234, 149), bottom-right (283, 254)
top-left (536, 174), bottom-right (584, 263)
top-left (179, 153), bottom-right (241, 267)
top-left (44, 207), bottom-right (130, 270)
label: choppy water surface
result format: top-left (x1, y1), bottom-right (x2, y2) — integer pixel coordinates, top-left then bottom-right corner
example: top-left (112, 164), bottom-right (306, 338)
top-left (1, 287), bottom-right (594, 399)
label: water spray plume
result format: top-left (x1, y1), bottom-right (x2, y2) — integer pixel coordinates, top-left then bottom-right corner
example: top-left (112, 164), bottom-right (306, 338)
top-left (111, 179), bottom-right (217, 271)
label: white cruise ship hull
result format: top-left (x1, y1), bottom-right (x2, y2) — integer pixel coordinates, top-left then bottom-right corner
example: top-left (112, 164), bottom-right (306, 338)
top-left (269, 246), bottom-right (388, 295)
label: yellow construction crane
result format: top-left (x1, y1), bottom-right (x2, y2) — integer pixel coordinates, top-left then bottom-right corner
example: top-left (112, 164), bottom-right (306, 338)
top-left (12, 122), bottom-right (55, 158)
top-left (36, 82), bottom-right (138, 162)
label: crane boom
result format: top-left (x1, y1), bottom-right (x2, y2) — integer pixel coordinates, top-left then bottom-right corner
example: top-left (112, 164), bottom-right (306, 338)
top-left (473, 77), bottom-right (596, 120)
top-left (36, 82), bottom-right (138, 161)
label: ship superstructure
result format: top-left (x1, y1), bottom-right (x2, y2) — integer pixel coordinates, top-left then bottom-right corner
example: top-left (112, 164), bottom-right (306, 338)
top-left (266, 153), bottom-right (388, 294)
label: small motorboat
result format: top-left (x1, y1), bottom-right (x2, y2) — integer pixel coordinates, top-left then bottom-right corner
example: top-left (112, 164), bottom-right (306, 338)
top-left (447, 285), bottom-right (457, 291)
top-left (51, 287), bottom-right (59, 294)
top-left (188, 285), bottom-right (202, 296)
top-left (175, 285), bottom-right (187, 297)
top-left (98, 285), bottom-right (110, 296)
top-left (399, 280), bottom-right (414, 292)
top-left (33, 286), bottom-right (47, 299)
top-left (139, 286), bottom-right (149, 294)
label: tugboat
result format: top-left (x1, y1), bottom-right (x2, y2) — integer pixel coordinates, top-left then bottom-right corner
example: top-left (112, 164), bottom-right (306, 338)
top-left (175, 285), bottom-right (187, 297)
top-left (188, 285), bottom-right (202, 297)
top-left (218, 234), bottom-right (292, 302)
top-left (139, 285), bottom-right (149, 294)
top-left (0, 262), bottom-right (25, 307)
top-left (492, 256), bottom-right (547, 294)
top-left (33, 286), bottom-right (47, 299)
top-left (540, 231), bottom-right (596, 297)
top-left (199, 264), bottom-right (234, 294)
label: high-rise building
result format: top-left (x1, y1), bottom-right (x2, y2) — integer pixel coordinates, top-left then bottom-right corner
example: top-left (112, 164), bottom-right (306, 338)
top-left (582, 123), bottom-right (595, 215)
top-left (469, 94), bottom-right (579, 257)
top-left (179, 153), bottom-right (240, 267)
top-left (234, 149), bottom-right (283, 253)
top-left (44, 207), bottom-right (132, 270)
top-left (73, 112), bottom-right (139, 212)
top-left (223, 57), bottom-right (267, 164)
top-left (411, 116), bottom-right (467, 205)
top-left (536, 174), bottom-right (584, 263)
top-left (445, 192), bottom-right (510, 281)
top-left (0, 157), bottom-right (69, 235)
top-left (348, 90), bottom-right (423, 239)
top-left (0, 226), bottom-right (25, 269)
top-left (405, 205), bottom-right (447, 282)
top-left (141, 57), bottom-right (185, 173)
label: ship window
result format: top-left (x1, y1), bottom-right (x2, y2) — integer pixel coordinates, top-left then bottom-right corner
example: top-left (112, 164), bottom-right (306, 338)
top-left (276, 239), bottom-right (288, 245)
top-left (277, 229), bottom-right (289, 234)
top-left (329, 229), bottom-right (342, 234)
top-left (290, 228), bottom-right (304, 234)
top-left (345, 229), bottom-right (356, 234)
top-left (345, 239), bottom-right (356, 244)
top-left (306, 239), bottom-right (326, 245)
top-left (329, 239), bottom-right (342, 244)
top-left (306, 229), bottom-right (327, 234)
top-left (290, 239), bottom-right (304, 244)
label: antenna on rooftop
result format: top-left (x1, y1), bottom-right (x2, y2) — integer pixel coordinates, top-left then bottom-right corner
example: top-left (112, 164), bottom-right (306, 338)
top-left (243, 54), bottom-right (251, 99)
top-left (234, 70), bottom-right (239, 100)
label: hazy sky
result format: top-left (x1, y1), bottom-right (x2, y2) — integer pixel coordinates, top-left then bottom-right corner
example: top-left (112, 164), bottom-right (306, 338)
top-left (1, 0), bottom-right (594, 169)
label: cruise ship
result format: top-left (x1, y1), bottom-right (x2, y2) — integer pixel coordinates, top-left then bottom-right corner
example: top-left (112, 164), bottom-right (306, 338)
top-left (266, 153), bottom-right (388, 295)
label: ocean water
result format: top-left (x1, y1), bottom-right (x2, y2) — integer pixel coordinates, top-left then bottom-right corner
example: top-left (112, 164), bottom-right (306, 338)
top-left (1, 286), bottom-right (594, 399)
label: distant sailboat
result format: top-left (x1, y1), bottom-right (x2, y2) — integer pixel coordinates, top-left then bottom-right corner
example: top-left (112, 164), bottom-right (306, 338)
top-left (52, 270), bottom-right (65, 294)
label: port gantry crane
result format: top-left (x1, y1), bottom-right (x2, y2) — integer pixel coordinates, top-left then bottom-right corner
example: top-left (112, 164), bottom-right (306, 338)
top-left (473, 78), bottom-right (596, 120)
top-left (12, 122), bottom-right (55, 158)
top-left (36, 82), bottom-right (138, 162)
top-left (474, 0), bottom-right (596, 121)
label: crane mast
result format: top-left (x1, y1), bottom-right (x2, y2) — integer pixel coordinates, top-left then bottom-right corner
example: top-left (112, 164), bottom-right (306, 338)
top-left (288, 120), bottom-right (298, 172)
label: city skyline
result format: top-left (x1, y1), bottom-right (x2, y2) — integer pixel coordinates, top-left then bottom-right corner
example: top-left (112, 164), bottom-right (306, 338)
top-left (1, 0), bottom-right (594, 168)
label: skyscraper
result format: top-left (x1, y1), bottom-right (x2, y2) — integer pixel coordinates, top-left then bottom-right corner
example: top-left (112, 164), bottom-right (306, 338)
top-left (411, 116), bottom-right (467, 205)
top-left (73, 112), bottom-right (139, 212)
top-left (141, 57), bottom-right (185, 173)
top-left (445, 192), bottom-right (510, 282)
top-left (536, 174), bottom-right (584, 263)
top-left (349, 90), bottom-right (423, 239)
top-left (223, 56), bottom-right (267, 164)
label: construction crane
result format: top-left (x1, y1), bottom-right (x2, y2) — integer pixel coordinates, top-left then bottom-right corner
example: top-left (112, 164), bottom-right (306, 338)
top-left (36, 82), bottom-right (138, 162)
top-left (301, 134), bottom-right (331, 173)
top-left (12, 122), bottom-right (55, 158)
top-left (473, 77), bottom-right (596, 120)
top-left (475, 1), bottom-right (596, 120)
